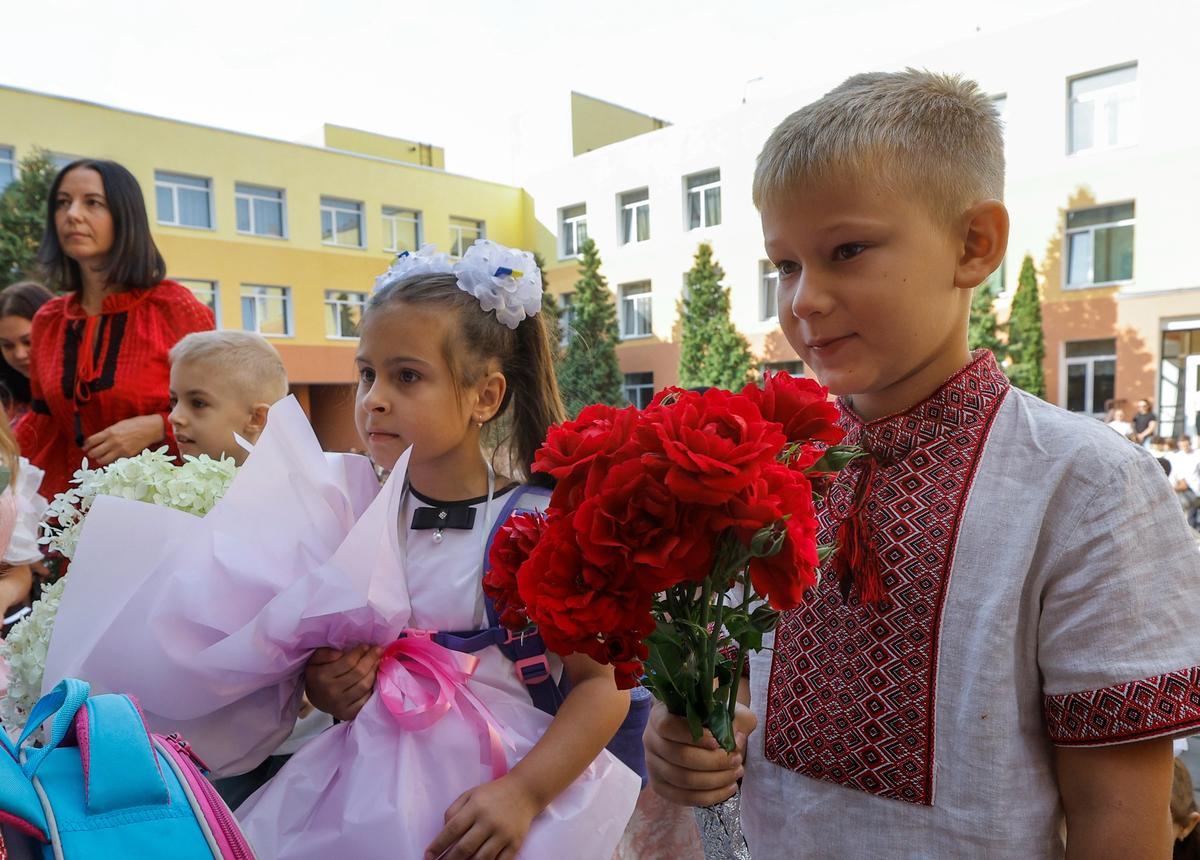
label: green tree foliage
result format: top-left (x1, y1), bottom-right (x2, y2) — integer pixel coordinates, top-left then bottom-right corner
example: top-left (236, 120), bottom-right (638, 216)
top-left (677, 243), bottom-right (753, 391)
top-left (1006, 254), bottom-right (1046, 398)
top-left (533, 251), bottom-right (563, 362)
top-left (557, 238), bottom-right (623, 415)
top-left (0, 148), bottom-right (57, 285)
top-left (968, 271), bottom-right (1006, 361)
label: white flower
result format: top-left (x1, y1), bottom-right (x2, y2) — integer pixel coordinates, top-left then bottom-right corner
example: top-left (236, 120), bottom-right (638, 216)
top-left (40, 449), bottom-right (236, 560)
top-left (373, 243), bottom-right (455, 293)
top-left (1, 577), bottom-right (67, 728)
top-left (453, 239), bottom-right (543, 330)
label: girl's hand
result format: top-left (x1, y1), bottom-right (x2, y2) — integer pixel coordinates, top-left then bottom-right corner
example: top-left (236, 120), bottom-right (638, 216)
top-left (83, 415), bottom-right (165, 465)
top-left (425, 775), bottom-right (540, 860)
top-left (303, 644), bottom-right (381, 720)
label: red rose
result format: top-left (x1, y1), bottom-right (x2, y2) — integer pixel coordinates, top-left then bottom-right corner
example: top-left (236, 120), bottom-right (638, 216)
top-left (483, 511), bottom-right (549, 628)
top-left (533, 404), bottom-right (639, 509)
top-left (743, 468), bottom-right (820, 610)
top-left (637, 388), bottom-right (785, 507)
top-left (742, 372), bottom-right (844, 446)
top-left (572, 457), bottom-right (716, 593)
top-left (518, 520), bottom-right (656, 663)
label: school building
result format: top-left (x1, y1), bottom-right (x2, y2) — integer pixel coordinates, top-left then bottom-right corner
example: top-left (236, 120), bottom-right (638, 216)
top-left (3, 0), bottom-right (1198, 446)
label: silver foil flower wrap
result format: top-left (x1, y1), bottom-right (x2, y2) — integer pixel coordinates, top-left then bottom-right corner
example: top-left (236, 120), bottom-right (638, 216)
top-left (694, 790), bottom-right (752, 859)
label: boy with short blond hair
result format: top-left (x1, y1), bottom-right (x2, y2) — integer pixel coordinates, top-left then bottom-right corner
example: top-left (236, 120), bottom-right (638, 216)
top-left (646, 69), bottom-right (1199, 858)
top-left (168, 330), bottom-right (289, 465)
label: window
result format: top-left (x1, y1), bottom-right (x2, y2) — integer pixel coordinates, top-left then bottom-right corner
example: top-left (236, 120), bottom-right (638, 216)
top-left (0, 147), bottom-right (14, 194)
top-left (620, 282), bottom-right (653, 339)
top-left (981, 257), bottom-right (1006, 295)
top-left (558, 293), bottom-right (576, 346)
top-left (383, 207), bottom-right (422, 253)
top-left (176, 279), bottom-right (220, 322)
top-left (241, 285), bottom-right (291, 336)
top-left (620, 189), bottom-right (650, 244)
top-left (1065, 339), bottom-right (1116, 416)
top-left (325, 290), bottom-right (366, 339)
top-left (623, 372), bottom-right (655, 409)
top-left (559, 204), bottom-right (588, 257)
top-left (235, 183), bottom-right (286, 238)
top-left (449, 217), bottom-right (484, 257)
top-left (760, 261), bottom-right (779, 322)
top-left (155, 171), bottom-right (213, 229)
top-left (685, 169), bottom-right (721, 229)
top-left (1069, 64), bottom-right (1137, 154)
top-left (1066, 202), bottom-right (1134, 288)
top-left (320, 197), bottom-right (364, 247)
top-left (762, 360), bottom-right (805, 378)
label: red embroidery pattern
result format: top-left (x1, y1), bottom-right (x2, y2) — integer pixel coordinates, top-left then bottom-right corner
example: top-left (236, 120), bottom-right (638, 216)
top-left (1045, 667), bottom-right (1200, 746)
top-left (765, 352), bottom-right (1009, 805)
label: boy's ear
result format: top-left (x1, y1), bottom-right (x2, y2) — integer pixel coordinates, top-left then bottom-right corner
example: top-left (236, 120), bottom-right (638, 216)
top-left (954, 200), bottom-right (1010, 291)
top-left (243, 403), bottom-right (271, 440)
top-left (472, 367), bottom-right (508, 425)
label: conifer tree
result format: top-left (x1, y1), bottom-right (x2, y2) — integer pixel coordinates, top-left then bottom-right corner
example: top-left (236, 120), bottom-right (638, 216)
top-left (533, 251), bottom-right (563, 361)
top-left (968, 272), bottom-right (1005, 361)
top-left (677, 243), bottom-right (753, 391)
top-left (1006, 254), bottom-right (1046, 398)
top-left (557, 238), bottom-right (623, 415)
top-left (0, 148), bottom-right (57, 283)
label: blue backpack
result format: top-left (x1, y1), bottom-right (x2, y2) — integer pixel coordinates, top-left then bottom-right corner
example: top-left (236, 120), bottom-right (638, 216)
top-left (0, 679), bottom-right (255, 859)
top-left (404, 485), bottom-right (652, 786)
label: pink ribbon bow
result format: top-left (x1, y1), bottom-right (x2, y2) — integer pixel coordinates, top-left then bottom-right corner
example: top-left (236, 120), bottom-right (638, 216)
top-left (377, 632), bottom-right (511, 780)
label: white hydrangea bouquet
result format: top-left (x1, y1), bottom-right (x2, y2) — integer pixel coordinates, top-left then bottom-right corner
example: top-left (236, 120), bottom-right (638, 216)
top-left (0, 449), bottom-right (236, 727)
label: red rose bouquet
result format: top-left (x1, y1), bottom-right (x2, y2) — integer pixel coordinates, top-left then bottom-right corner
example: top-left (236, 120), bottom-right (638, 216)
top-left (484, 372), bottom-right (860, 751)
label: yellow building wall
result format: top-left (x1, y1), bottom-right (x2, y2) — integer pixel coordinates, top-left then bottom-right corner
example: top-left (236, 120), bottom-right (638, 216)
top-left (323, 124), bottom-right (445, 169)
top-left (0, 85), bottom-right (531, 370)
top-left (570, 92), bottom-right (669, 157)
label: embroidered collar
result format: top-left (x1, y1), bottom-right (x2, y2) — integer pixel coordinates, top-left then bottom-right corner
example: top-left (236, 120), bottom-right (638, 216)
top-left (61, 285), bottom-right (157, 320)
top-left (837, 349), bottom-right (1010, 461)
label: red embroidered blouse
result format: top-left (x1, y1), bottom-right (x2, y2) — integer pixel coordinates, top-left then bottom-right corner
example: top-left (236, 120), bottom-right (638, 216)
top-left (15, 280), bottom-right (214, 499)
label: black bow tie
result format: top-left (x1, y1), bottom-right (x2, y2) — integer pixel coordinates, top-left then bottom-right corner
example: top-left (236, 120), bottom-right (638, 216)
top-left (411, 506), bottom-right (477, 531)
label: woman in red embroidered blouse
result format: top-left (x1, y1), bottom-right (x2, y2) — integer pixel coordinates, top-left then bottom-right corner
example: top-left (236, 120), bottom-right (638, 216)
top-left (16, 160), bottom-right (214, 498)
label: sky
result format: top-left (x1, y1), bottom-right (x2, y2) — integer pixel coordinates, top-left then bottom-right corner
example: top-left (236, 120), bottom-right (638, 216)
top-left (1, 0), bottom-right (1093, 184)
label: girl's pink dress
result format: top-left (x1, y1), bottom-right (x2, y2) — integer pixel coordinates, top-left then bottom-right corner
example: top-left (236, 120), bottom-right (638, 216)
top-left (42, 397), bottom-right (640, 859)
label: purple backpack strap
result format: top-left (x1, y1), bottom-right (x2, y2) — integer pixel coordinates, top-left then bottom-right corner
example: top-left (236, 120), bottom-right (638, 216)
top-left (480, 485), bottom-right (565, 717)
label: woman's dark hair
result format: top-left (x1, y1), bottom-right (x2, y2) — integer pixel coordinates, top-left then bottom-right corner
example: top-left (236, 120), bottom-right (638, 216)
top-left (37, 160), bottom-right (166, 293)
top-left (366, 273), bottom-right (565, 487)
top-left (0, 280), bottom-right (54, 406)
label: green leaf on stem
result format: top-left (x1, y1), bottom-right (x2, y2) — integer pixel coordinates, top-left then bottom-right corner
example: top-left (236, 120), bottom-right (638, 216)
top-left (750, 604), bottom-right (782, 633)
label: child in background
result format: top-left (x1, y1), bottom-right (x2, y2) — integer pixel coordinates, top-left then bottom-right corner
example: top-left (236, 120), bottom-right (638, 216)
top-left (166, 331), bottom-right (333, 808)
top-left (167, 330), bottom-right (289, 465)
top-left (0, 406), bottom-right (47, 686)
top-left (645, 70), bottom-right (1200, 858)
top-left (1174, 758), bottom-right (1200, 860)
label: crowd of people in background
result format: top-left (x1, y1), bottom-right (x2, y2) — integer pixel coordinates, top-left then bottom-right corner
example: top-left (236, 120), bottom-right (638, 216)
top-left (1104, 397), bottom-right (1200, 533)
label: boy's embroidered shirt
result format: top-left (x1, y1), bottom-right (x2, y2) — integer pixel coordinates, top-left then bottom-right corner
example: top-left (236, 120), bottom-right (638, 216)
top-left (745, 350), bottom-right (1200, 858)
top-left (15, 281), bottom-right (214, 499)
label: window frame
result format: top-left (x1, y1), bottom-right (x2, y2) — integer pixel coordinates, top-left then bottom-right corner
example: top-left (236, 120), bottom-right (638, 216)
top-left (320, 196), bottom-right (366, 249)
top-left (560, 204), bottom-right (588, 258)
top-left (154, 170), bottom-right (215, 230)
top-left (620, 281), bottom-right (653, 340)
top-left (240, 284), bottom-right (293, 338)
top-left (619, 188), bottom-right (651, 244)
top-left (558, 292), bottom-right (576, 347)
top-left (760, 261), bottom-right (779, 322)
top-left (623, 371), bottom-right (655, 409)
top-left (382, 206), bottom-right (422, 254)
top-left (234, 183), bottom-right (287, 239)
top-left (1067, 63), bottom-right (1138, 156)
top-left (1062, 339), bottom-right (1117, 417)
top-left (323, 290), bottom-right (368, 340)
top-left (449, 216), bottom-right (485, 258)
top-left (0, 145), bottom-right (15, 194)
top-left (175, 278), bottom-right (221, 328)
top-left (684, 169), bottom-right (722, 230)
top-left (1064, 201), bottom-right (1135, 290)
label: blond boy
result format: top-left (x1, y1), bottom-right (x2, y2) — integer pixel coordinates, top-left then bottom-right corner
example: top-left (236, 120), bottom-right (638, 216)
top-left (168, 331), bottom-right (288, 465)
top-left (645, 70), bottom-right (1200, 858)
